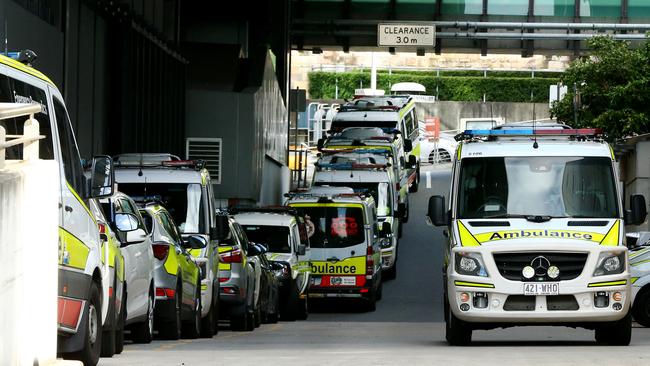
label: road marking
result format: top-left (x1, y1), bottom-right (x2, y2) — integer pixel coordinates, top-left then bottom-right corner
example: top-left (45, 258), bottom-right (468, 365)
top-left (426, 171), bottom-right (431, 189)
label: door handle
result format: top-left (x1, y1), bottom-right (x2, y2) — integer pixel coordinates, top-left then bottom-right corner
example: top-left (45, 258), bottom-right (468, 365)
top-left (64, 205), bottom-right (73, 212)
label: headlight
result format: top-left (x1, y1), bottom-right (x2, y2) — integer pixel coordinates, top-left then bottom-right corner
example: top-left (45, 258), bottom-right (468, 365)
top-left (379, 237), bottom-right (392, 249)
top-left (455, 252), bottom-right (488, 277)
top-left (593, 251), bottom-right (626, 276)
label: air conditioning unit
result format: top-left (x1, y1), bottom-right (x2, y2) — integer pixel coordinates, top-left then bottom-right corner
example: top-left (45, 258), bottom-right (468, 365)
top-left (186, 137), bottom-right (222, 184)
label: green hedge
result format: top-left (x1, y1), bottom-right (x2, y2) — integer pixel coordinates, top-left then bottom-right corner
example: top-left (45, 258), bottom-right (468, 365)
top-left (308, 71), bottom-right (559, 102)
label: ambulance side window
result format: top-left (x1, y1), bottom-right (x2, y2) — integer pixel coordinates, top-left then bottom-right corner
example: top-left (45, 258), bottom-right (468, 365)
top-left (0, 75), bottom-right (54, 159)
top-left (53, 98), bottom-right (84, 194)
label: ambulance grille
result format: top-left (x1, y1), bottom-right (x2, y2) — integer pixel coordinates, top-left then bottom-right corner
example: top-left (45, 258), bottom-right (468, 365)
top-left (186, 138), bottom-right (222, 184)
top-left (493, 252), bottom-right (588, 281)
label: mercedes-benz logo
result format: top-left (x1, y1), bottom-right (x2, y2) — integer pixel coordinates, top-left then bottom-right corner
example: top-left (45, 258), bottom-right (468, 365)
top-left (531, 256), bottom-right (551, 277)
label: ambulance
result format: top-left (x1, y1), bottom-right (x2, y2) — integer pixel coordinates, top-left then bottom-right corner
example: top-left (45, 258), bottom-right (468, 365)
top-left (629, 232), bottom-right (650, 326)
top-left (0, 52), bottom-right (117, 365)
top-left (286, 187), bottom-right (383, 310)
top-left (329, 96), bottom-right (421, 192)
top-left (313, 148), bottom-right (402, 279)
top-left (318, 127), bottom-right (412, 225)
top-left (427, 124), bottom-right (647, 346)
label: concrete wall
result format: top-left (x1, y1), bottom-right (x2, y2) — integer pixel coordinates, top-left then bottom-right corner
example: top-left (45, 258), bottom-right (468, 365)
top-left (621, 140), bottom-right (650, 232)
top-left (423, 101), bottom-right (551, 131)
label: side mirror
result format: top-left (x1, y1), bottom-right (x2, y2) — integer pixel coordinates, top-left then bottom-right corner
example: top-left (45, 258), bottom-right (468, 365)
top-left (407, 155), bottom-right (417, 169)
top-left (396, 203), bottom-right (407, 219)
top-left (215, 215), bottom-right (230, 241)
top-left (247, 243), bottom-right (262, 257)
top-left (403, 139), bottom-right (413, 153)
top-left (296, 244), bottom-right (307, 256)
top-left (125, 228), bottom-right (147, 245)
top-left (381, 221), bottom-right (391, 235)
top-left (185, 235), bottom-right (208, 249)
top-left (626, 194), bottom-right (648, 226)
top-left (426, 195), bottom-right (448, 226)
top-left (89, 155), bottom-right (114, 198)
top-left (115, 212), bottom-right (140, 232)
top-left (317, 138), bottom-right (325, 151)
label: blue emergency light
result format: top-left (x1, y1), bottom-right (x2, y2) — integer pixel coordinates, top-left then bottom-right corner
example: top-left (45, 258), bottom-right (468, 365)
top-left (456, 128), bottom-right (602, 141)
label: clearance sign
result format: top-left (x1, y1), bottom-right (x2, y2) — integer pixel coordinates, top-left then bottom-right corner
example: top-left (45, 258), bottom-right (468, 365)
top-left (378, 23), bottom-right (436, 47)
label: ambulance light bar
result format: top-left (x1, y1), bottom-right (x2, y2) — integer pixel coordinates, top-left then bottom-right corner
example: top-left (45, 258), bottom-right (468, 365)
top-left (456, 128), bottom-right (603, 141)
top-left (316, 162), bottom-right (390, 170)
top-left (320, 148), bottom-right (391, 155)
top-left (284, 191), bottom-right (369, 200)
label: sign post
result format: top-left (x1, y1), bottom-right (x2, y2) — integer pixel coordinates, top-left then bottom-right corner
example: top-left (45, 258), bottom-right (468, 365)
top-left (377, 23), bottom-right (436, 48)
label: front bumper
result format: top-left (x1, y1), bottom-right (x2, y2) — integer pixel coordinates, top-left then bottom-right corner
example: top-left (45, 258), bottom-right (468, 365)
top-left (380, 245), bottom-right (397, 270)
top-left (308, 275), bottom-right (375, 299)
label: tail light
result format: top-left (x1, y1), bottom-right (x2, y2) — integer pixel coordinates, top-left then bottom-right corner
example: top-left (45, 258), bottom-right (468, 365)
top-left (366, 245), bottom-right (374, 276)
top-left (152, 243), bottom-right (170, 260)
top-left (220, 248), bottom-right (243, 263)
top-left (98, 223), bottom-right (108, 242)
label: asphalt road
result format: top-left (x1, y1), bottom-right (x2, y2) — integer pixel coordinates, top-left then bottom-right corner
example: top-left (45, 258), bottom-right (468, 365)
top-left (100, 165), bottom-right (650, 366)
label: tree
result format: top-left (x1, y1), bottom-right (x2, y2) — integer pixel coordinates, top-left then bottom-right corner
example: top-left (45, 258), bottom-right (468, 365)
top-left (551, 36), bottom-right (650, 141)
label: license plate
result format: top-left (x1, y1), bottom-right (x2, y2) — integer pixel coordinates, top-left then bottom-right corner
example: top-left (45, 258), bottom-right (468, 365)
top-left (523, 282), bottom-right (559, 296)
top-left (330, 276), bottom-right (356, 286)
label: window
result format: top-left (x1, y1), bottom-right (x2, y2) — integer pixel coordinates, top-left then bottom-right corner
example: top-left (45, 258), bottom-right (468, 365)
top-left (441, 0), bottom-right (482, 15)
top-left (403, 111), bottom-right (415, 137)
top-left (242, 225), bottom-right (291, 253)
top-left (457, 157), bottom-right (618, 219)
top-left (295, 206), bottom-right (366, 248)
top-left (53, 98), bottom-right (84, 194)
top-left (534, 0), bottom-right (575, 16)
top-left (580, 0), bottom-right (620, 17)
top-left (0, 74), bottom-right (53, 160)
top-left (158, 211), bottom-right (182, 244)
top-left (488, 0), bottom-right (528, 15)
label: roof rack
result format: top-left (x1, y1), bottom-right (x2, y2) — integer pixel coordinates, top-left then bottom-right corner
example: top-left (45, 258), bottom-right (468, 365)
top-left (231, 206), bottom-right (299, 216)
top-left (320, 147), bottom-right (392, 155)
top-left (2, 50), bottom-right (38, 66)
top-left (455, 128), bottom-right (604, 142)
top-left (114, 157), bottom-right (206, 170)
top-left (284, 189), bottom-right (370, 201)
top-left (315, 162), bottom-right (390, 171)
top-left (338, 96), bottom-right (411, 113)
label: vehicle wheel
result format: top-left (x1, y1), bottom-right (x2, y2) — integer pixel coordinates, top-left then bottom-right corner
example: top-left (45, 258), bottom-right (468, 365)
top-left (182, 285), bottom-right (202, 339)
top-left (384, 263), bottom-right (397, 281)
top-left (200, 295), bottom-right (216, 338)
top-left (253, 301), bottom-right (262, 328)
top-left (282, 280), bottom-right (301, 321)
top-left (131, 289), bottom-right (154, 343)
top-left (363, 285), bottom-right (377, 312)
top-left (100, 277), bottom-right (117, 357)
top-left (376, 278), bottom-right (384, 301)
top-left (409, 169), bottom-right (419, 193)
top-left (230, 310), bottom-right (249, 332)
top-left (398, 221), bottom-right (403, 239)
top-left (445, 300), bottom-right (472, 346)
top-left (296, 295), bottom-right (308, 320)
top-left (267, 295), bottom-right (280, 324)
top-left (595, 311), bottom-right (632, 346)
top-left (401, 200), bottom-right (410, 224)
top-left (633, 287), bottom-right (650, 327)
top-left (114, 289), bottom-right (126, 354)
top-left (159, 283), bottom-right (182, 340)
top-left (70, 281), bottom-right (102, 366)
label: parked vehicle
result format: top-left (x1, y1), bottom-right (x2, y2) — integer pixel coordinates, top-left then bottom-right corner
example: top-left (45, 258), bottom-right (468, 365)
top-left (235, 208), bottom-right (311, 320)
top-left (629, 232), bottom-right (650, 326)
top-left (114, 154), bottom-right (220, 337)
top-left (88, 200), bottom-right (125, 357)
top-left (426, 124), bottom-right (647, 346)
top-left (98, 192), bottom-right (155, 344)
top-left (140, 204), bottom-right (203, 340)
top-left (249, 243), bottom-right (282, 325)
top-left (286, 186), bottom-right (383, 311)
top-left (217, 215), bottom-right (261, 331)
top-left (0, 52), bottom-right (116, 365)
top-left (420, 131), bottom-right (458, 164)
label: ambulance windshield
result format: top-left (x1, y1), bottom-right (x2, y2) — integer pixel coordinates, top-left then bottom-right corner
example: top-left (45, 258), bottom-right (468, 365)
top-left (117, 183), bottom-right (206, 234)
top-left (295, 206), bottom-right (365, 248)
top-left (457, 157), bottom-right (618, 219)
top-left (242, 226), bottom-right (291, 253)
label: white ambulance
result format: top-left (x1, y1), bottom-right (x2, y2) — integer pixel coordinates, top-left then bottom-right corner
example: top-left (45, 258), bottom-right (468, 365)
top-left (427, 124), bottom-right (647, 346)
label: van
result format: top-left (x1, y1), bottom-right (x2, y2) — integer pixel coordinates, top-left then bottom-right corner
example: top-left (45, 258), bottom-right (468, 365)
top-left (427, 124), bottom-right (647, 346)
top-left (286, 186), bottom-right (383, 310)
top-left (0, 53), bottom-right (116, 365)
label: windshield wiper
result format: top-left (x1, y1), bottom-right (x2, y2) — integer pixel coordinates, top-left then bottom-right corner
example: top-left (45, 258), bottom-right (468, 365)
top-left (481, 214), bottom-right (528, 219)
top-left (525, 215), bottom-right (552, 223)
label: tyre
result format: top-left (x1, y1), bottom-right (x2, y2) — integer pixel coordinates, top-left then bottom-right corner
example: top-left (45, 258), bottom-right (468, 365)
top-left (363, 285), bottom-right (377, 312)
top-left (296, 295), bottom-right (308, 320)
top-left (633, 287), bottom-right (650, 327)
top-left (595, 311), bottom-right (632, 346)
top-left (100, 276), bottom-right (117, 357)
top-left (409, 168), bottom-right (419, 193)
top-left (398, 221), bottom-right (403, 239)
top-left (70, 281), bottom-right (102, 366)
top-left (114, 289), bottom-right (126, 354)
top-left (182, 285), bottom-right (202, 339)
top-left (230, 312), bottom-right (249, 331)
top-left (253, 303), bottom-right (262, 328)
top-left (131, 289), bottom-right (154, 343)
top-left (267, 295), bottom-right (280, 324)
top-left (401, 200), bottom-right (410, 224)
top-left (200, 294), bottom-right (216, 338)
top-left (445, 300), bottom-right (472, 346)
top-left (159, 283), bottom-right (182, 340)
top-left (383, 263), bottom-right (397, 281)
top-left (282, 280), bottom-right (300, 321)
top-left (376, 278), bottom-right (384, 301)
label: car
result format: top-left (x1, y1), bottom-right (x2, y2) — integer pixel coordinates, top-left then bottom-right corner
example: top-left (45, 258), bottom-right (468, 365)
top-left (98, 192), bottom-right (156, 345)
top-left (88, 199), bottom-right (126, 357)
top-left (114, 154), bottom-right (221, 337)
top-left (426, 124), bottom-right (647, 346)
top-left (235, 208), bottom-right (311, 320)
top-left (217, 215), bottom-right (261, 331)
top-left (140, 204), bottom-right (204, 339)
top-left (420, 131), bottom-right (458, 164)
top-left (249, 243), bottom-right (282, 325)
top-left (286, 186), bottom-right (383, 311)
top-left (0, 52), bottom-right (116, 366)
